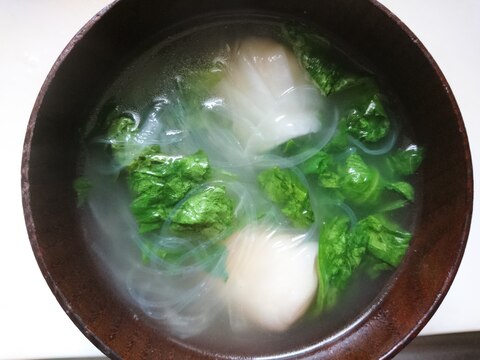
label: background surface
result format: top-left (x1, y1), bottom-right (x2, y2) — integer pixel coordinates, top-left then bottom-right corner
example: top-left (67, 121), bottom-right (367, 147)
top-left (0, 0), bottom-right (478, 358)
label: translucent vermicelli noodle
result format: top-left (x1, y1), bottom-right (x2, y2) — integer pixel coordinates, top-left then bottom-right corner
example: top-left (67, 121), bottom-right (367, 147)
top-left (77, 19), bottom-right (423, 349)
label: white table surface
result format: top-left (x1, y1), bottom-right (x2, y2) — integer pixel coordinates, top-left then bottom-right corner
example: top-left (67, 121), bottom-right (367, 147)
top-left (0, 1), bottom-right (478, 359)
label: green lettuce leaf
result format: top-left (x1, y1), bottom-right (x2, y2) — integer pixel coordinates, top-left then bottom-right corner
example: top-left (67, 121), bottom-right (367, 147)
top-left (361, 254), bottom-right (394, 279)
top-left (258, 167), bottom-right (314, 227)
top-left (385, 181), bottom-right (414, 202)
top-left (170, 185), bottom-right (234, 238)
top-left (387, 144), bottom-right (425, 176)
top-left (127, 146), bottom-right (210, 233)
top-left (323, 121), bottom-right (349, 153)
top-left (281, 24), bottom-right (366, 96)
top-left (176, 66), bottom-right (224, 111)
top-left (104, 115), bottom-right (140, 164)
top-left (314, 216), bottom-right (367, 314)
top-left (309, 152), bottom-right (415, 211)
top-left (344, 94), bottom-right (390, 143)
top-left (353, 215), bottom-right (412, 267)
top-left (313, 213), bottom-right (411, 314)
top-left (127, 147), bottom-right (234, 279)
top-left (299, 150), bottom-right (340, 189)
top-left (339, 153), bottom-right (382, 206)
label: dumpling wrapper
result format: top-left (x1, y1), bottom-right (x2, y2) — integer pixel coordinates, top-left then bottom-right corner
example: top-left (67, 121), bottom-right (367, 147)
top-left (218, 37), bottom-right (323, 154)
top-left (225, 225), bottom-right (318, 332)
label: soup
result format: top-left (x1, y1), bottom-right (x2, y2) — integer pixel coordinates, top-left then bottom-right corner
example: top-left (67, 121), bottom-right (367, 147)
top-left (75, 18), bottom-right (424, 355)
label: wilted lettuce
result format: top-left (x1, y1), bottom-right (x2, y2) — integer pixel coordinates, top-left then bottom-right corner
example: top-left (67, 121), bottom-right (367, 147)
top-left (339, 153), bottom-right (382, 206)
top-left (170, 185), bottom-right (234, 238)
top-left (344, 94), bottom-right (390, 143)
top-left (281, 24), bottom-right (365, 96)
top-left (258, 167), bottom-right (314, 227)
top-left (313, 216), bottom-right (367, 314)
top-left (281, 23), bottom-right (392, 149)
top-left (176, 65), bottom-right (224, 112)
top-left (104, 115), bottom-right (140, 164)
top-left (127, 146), bottom-right (210, 233)
top-left (323, 121), bottom-right (349, 153)
top-left (312, 213), bottom-right (412, 315)
top-left (360, 254), bottom-right (394, 280)
top-left (126, 146), bottom-right (234, 276)
top-left (303, 152), bottom-right (415, 211)
top-left (354, 215), bottom-right (412, 267)
top-left (334, 80), bottom-right (391, 145)
top-left (387, 145), bottom-right (425, 176)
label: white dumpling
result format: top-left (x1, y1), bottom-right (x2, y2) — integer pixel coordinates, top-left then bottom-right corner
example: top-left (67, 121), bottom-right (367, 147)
top-left (225, 225), bottom-right (318, 332)
top-left (218, 37), bottom-right (324, 154)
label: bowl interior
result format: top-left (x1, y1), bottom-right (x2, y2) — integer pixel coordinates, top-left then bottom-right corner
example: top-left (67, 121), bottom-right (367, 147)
top-left (22, 0), bottom-right (472, 359)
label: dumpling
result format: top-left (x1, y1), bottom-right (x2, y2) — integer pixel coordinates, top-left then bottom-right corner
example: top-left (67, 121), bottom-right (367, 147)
top-left (218, 37), bottom-right (324, 154)
top-left (225, 225), bottom-right (318, 332)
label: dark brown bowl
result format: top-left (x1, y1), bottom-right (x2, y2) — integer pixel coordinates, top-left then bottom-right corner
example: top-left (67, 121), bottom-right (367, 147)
top-left (21, 0), bottom-right (473, 359)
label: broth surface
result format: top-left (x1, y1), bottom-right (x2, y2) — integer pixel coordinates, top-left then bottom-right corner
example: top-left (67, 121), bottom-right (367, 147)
top-left (78, 17), bottom-right (423, 356)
